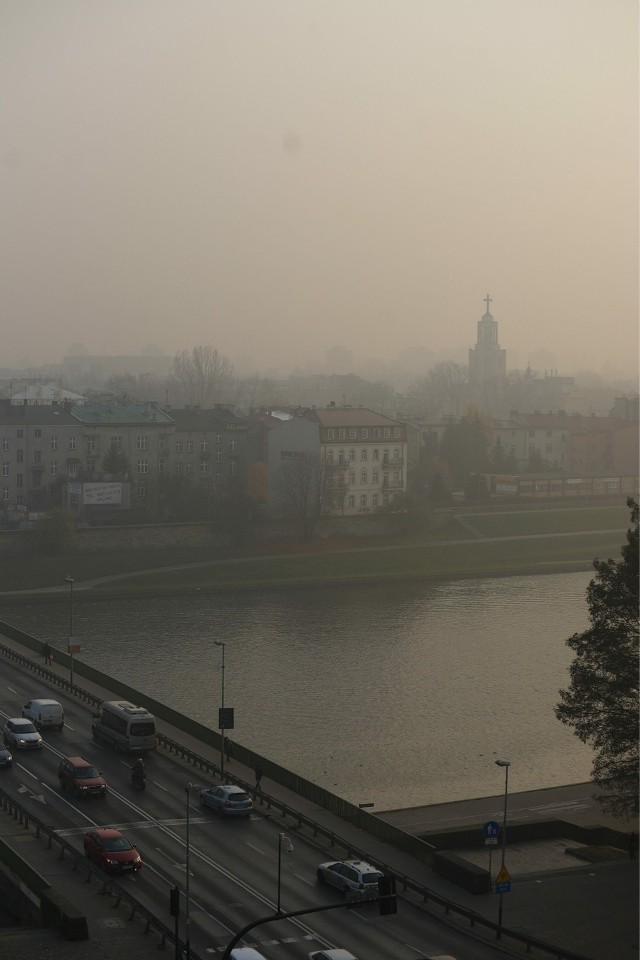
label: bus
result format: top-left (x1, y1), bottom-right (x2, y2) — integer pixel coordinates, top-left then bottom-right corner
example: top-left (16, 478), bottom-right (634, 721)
top-left (91, 700), bottom-right (157, 753)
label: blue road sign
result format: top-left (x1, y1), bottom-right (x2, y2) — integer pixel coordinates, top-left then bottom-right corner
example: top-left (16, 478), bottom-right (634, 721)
top-left (495, 880), bottom-right (511, 894)
top-left (483, 820), bottom-right (500, 839)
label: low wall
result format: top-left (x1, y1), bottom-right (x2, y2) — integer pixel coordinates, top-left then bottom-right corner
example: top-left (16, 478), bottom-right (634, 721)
top-left (420, 820), bottom-right (629, 852)
top-left (433, 851), bottom-right (491, 894)
top-left (0, 838), bottom-right (49, 925)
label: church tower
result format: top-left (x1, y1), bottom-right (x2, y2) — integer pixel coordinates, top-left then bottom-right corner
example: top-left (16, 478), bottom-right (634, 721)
top-left (468, 294), bottom-right (507, 385)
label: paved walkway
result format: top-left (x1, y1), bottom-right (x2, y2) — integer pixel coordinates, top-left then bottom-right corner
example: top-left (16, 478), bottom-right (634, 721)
top-left (0, 631), bottom-right (637, 960)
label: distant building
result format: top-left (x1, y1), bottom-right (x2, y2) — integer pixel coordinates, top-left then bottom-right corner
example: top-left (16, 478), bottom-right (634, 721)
top-left (468, 294), bottom-right (507, 386)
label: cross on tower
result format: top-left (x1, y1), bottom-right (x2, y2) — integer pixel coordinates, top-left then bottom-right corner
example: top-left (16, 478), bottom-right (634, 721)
top-left (484, 294), bottom-right (492, 312)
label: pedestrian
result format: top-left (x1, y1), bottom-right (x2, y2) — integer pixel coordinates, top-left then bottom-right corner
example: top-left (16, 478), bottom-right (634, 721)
top-left (629, 832), bottom-right (638, 861)
top-left (255, 765), bottom-right (263, 790)
top-left (43, 642), bottom-right (52, 666)
top-left (225, 738), bottom-right (232, 764)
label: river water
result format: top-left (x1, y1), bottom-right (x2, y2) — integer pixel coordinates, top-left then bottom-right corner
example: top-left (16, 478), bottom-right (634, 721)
top-left (1, 571), bottom-right (595, 810)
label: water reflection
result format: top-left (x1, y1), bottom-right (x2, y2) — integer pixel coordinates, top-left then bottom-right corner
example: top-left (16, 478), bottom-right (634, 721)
top-left (2, 572), bottom-right (594, 809)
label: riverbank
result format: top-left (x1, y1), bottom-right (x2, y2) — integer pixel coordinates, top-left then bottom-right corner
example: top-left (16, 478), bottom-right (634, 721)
top-left (0, 503), bottom-right (628, 598)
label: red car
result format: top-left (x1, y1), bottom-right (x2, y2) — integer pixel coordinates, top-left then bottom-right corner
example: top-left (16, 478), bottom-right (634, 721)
top-left (83, 828), bottom-right (142, 873)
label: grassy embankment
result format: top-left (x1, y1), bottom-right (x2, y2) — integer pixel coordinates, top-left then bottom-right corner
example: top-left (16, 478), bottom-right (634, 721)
top-left (0, 503), bottom-right (628, 598)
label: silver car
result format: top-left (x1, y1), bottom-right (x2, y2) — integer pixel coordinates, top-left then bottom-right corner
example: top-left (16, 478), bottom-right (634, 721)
top-left (316, 859), bottom-right (383, 900)
top-left (200, 784), bottom-right (253, 817)
top-left (3, 718), bottom-right (44, 750)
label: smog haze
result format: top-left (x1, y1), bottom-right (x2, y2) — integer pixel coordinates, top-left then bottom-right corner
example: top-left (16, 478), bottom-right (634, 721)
top-left (1, 0), bottom-right (637, 379)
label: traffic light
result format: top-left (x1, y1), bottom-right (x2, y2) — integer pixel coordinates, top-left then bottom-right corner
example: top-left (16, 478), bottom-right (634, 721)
top-left (378, 875), bottom-right (397, 915)
top-left (169, 886), bottom-right (180, 917)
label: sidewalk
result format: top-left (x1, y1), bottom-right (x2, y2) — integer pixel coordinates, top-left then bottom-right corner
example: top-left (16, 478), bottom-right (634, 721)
top-left (0, 629), bottom-right (638, 960)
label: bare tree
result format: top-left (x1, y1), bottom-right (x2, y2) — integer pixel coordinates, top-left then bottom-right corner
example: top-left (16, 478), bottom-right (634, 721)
top-left (171, 345), bottom-right (234, 407)
top-left (277, 453), bottom-right (345, 540)
top-left (409, 361), bottom-right (468, 416)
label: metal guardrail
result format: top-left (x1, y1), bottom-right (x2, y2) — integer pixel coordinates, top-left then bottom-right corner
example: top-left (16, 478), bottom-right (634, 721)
top-left (0, 640), bottom-right (596, 960)
top-left (0, 785), bottom-right (191, 958)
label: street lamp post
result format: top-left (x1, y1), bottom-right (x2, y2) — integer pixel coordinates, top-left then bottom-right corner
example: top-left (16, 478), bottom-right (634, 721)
top-left (184, 782), bottom-right (200, 960)
top-left (276, 833), bottom-right (293, 915)
top-left (495, 758), bottom-right (511, 935)
top-left (65, 576), bottom-right (74, 686)
top-left (214, 640), bottom-right (225, 777)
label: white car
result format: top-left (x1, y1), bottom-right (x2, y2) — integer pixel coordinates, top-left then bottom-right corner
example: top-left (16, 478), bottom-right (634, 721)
top-left (3, 718), bottom-right (44, 750)
top-left (309, 951), bottom-right (358, 960)
top-left (200, 784), bottom-right (253, 817)
top-left (316, 859), bottom-right (383, 900)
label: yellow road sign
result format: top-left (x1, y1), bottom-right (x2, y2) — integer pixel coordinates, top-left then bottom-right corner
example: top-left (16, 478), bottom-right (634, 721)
top-left (495, 865), bottom-right (511, 883)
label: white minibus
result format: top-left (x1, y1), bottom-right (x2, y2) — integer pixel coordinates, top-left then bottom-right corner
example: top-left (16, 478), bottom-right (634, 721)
top-left (91, 700), bottom-right (157, 753)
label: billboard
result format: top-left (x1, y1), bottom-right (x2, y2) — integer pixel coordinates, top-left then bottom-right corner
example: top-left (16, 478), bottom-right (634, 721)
top-left (82, 482), bottom-right (122, 505)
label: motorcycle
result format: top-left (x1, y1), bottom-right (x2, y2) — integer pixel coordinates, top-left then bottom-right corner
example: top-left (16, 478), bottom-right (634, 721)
top-left (132, 767), bottom-right (146, 791)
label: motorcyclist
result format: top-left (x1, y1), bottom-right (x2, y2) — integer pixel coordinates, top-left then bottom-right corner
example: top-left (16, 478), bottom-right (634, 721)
top-left (132, 757), bottom-right (146, 787)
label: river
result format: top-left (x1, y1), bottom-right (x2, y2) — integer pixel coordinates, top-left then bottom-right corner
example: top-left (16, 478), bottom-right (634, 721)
top-left (0, 571), bottom-right (595, 810)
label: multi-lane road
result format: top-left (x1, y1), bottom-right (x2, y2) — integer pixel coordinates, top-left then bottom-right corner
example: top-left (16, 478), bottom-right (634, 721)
top-left (0, 656), bottom-right (507, 960)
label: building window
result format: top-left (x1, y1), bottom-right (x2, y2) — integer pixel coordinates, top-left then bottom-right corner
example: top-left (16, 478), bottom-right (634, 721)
top-left (216, 434), bottom-right (223, 444)
top-left (34, 429), bottom-right (42, 438)
top-left (68, 464), bottom-right (77, 478)
top-left (360, 470), bottom-right (367, 483)
top-left (327, 429), bottom-right (335, 440)
top-left (229, 439), bottom-right (237, 453)
top-left (176, 463), bottom-right (184, 473)
top-left (158, 438), bottom-right (166, 451)
top-left (360, 495), bottom-right (367, 508)
top-left (33, 474), bottom-right (41, 488)
top-left (373, 449), bottom-right (379, 460)
top-left (111, 436), bottom-right (123, 450)
top-left (383, 493), bottom-right (390, 506)
top-left (327, 450), bottom-right (334, 462)
top-left (383, 428), bottom-right (390, 439)
top-left (16, 429), bottom-right (23, 439)
top-left (372, 494), bottom-right (378, 507)
top-left (393, 471), bottom-right (400, 482)
top-left (200, 461), bottom-right (209, 476)
top-left (360, 449), bottom-right (368, 460)
top-left (16, 494), bottom-right (24, 505)
top-left (338, 429), bottom-right (346, 439)
top-left (393, 427), bottom-right (400, 438)
top-left (158, 459), bottom-right (165, 473)
top-left (372, 428), bottom-right (380, 440)
top-left (383, 472), bottom-right (388, 486)
top-left (2, 439), bottom-right (8, 452)
top-left (349, 471), bottom-right (356, 484)
top-left (33, 450), bottom-right (41, 464)
top-left (373, 470), bottom-right (379, 482)
top-left (338, 451), bottom-right (345, 465)
top-left (200, 440), bottom-right (208, 452)
top-left (137, 482), bottom-right (146, 497)
top-left (1, 487), bottom-right (8, 502)
top-left (360, 428), bottom-right (368, 439)
top-left (87, 438), bottom-right (97, 453)
top-left (50, 461), bottom-right (57, 475)
top-left (229, 461), bottom-right (237, 477)
top-left (69, 437), bottom-right (76, 450)
top-left (50, 437), bottom-right (58, 450)
top-left (546, 444), bottom-right (552, 453)
top-left (216, 473), bottom-right (223, 485)
top-left (176, 441), bottom-right (183, 453)
top-left (16, 473), bottom-right (23, 488)
top-left (349, 428), bottom-right (356, 439)
top-left (87, 459), bottom-right (96, 472)
top-left (347, 495), bottom-right (355, 508)
top-left (349, 449), bottom-right (356, 461)
top-left (186, 441), bottom-right (193, 453)
top-left (217, 451), bottom-right (223, 462)
top-left (383, 449), bottom-right (389, 463)
top-left (137, 460), bottom-right (148, 474)
top-left (394, 448), bottom-right (400, 460)
top-left (1, 463), bottom-right (8, 477)
top-left (136, 436), bottom-right (149, 451)
top-left (185, 463), bottom-right (193, 475)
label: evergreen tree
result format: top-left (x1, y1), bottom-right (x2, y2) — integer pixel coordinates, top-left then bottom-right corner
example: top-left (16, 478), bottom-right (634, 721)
top-left (555, 499), bottom-right (639, 818)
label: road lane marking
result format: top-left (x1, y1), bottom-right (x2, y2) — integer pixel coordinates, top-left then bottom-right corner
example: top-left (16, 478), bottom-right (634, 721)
top-left (245, 842), bottom-right (265, 855)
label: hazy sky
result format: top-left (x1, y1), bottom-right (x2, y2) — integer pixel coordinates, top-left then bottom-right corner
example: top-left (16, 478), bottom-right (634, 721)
top-left (1, 1), bottom-right (638, 378)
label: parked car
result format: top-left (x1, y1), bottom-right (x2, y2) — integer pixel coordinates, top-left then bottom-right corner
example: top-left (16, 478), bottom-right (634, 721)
top-left (309, 952), bottom-right (359, 960)
top-left (83, 828), bottom-right (142, 873)
top-left (58, 756), bottom-right (107, 798)
top-left (200, 784), bottom-right (253, 817)
top-left (22, 698), bottom-right (64, 730)
top-left (316, 859), bottom-right (383, 900)
top-left (0, 747), bottom-right (13, 768)
top-left (2, 718), bottom-right (44, 750)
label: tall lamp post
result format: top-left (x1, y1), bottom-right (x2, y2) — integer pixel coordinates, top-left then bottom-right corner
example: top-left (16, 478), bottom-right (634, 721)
top-left (184, 782), bottom-right (200, 960)
top-left (65, 576), bottom-right (74, 686)
top-left (495, 758), bottom-right (511, 935)
top-left (276, 832), bottom-right (293, 915)
top-left (214, 640), bottom-right (226, 777)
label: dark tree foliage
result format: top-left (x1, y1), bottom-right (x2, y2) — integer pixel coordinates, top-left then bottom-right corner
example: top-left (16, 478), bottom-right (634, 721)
top-left (556, 498), bottom-right (639, 819)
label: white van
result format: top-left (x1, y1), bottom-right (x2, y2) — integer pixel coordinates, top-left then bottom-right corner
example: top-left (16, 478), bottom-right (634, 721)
top-left (230, 950), bottom-right (269, 960)
top-left (22, 699), bottom-right (65, 731)
top-left (91, 700), bottom-right (157, 753)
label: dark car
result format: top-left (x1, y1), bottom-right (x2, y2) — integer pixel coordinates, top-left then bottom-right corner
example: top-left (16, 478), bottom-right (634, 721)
top-left (58, 756), bottom-right (107, 798)
top-left (0, 747), bottom-right (13, 768)
top-left (83, 828), bottom-right (142, 873)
